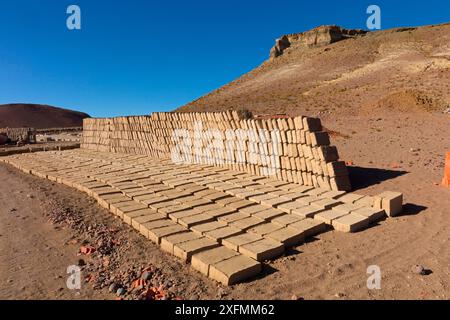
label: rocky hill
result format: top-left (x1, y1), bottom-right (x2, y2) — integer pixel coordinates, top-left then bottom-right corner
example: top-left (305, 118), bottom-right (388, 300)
top-left (177, 23), bottom-right (450, 117)
top-left (0, 104), bottom-right (90, 129)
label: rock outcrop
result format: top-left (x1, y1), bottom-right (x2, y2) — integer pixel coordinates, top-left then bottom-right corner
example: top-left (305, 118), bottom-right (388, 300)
top-left (269, 25), bottom-right (368, 60)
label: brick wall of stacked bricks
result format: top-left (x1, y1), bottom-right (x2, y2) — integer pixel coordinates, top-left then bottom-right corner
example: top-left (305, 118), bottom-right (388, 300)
top-left (81, 111), bottom-right (351, 191)
top-left (0, 127), bottom-right (36, 143)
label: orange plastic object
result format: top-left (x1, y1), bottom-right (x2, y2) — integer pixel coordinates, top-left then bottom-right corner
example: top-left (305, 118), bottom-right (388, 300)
top-left (443, 152), bottom-right (450, 187)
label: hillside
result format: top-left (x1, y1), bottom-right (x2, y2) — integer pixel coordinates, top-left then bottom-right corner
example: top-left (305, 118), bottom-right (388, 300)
top-left (0, 104), bottom-right (90, 129)
top-left (177, 23), bottom-right (450, 116)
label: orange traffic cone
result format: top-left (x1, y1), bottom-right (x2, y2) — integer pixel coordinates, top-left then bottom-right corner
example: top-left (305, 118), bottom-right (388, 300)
top-left (443, 152), bottom-right (450, 187)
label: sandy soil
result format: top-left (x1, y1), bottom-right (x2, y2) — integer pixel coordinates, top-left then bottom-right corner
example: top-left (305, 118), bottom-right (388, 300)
top-left (0, 164), bottom-right (220, 300)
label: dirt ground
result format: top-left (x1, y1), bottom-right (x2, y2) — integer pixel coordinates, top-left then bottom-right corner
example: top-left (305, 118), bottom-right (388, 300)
top-left (0, 110), bottom-right (449, 300)
top-left (0, 164), bottom-right (220, 300)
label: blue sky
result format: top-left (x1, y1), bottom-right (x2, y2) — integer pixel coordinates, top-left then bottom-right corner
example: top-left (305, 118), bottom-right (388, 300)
top-left (0, 0), bottom-right (448, 117)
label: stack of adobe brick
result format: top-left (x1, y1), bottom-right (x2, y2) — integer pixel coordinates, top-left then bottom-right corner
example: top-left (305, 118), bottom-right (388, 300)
top-left (0, 127), bottom-right (36, 144)
top-left (80, 118), bottom-right (111, 152)
top-left (81, 111), bottom-right (351, 191)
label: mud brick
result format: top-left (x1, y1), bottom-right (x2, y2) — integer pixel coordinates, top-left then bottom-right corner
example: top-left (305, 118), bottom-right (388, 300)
top-left (178, 184), bottom-right (207, 194)
top-left (126, 189), bottom-right (154, 198)
top-left (266, 227), bottom-right (305, 247)
top-left (218, 212), bottom-right (249, 223)
top-left (209, 255), bottom-right (261, 285)
top-left (335, 193), bottom-right (365, 204)
top-left (98, 194), bottom-right (129, 209)
top-left (288, 218), bottom-right (327, 237)
top-left (83, 181), bottom-right (108, 189)
top-left (326, 161), bottom-right (349, 177)
top-left (271, 214), bottom-right (304, 227)
top-left (222, 233), bottom-right (262, 251)
top-left (331, 203), bottom-right (366, 215)
top-left (260, 196), bottom-right (291, 207)
top-left (149, 200), bottom-right (180, 212)
top-left (191, 221), bottom-right (227, 235)
top-left (305, 188), bottom-right (329, 197)
top-left (330, 176), bottom-right (352, 191)
top-left (317, 146), bottom-right (339, 162)
top-left (214, 183), bottom-right (238, 192)
top-left (91, 187), bottom-right (121, 196)
top-left (173, 237), bottom-right (219, 262)
top-left (135, 178), bottom-right (158, 187)
top-left (246, 185), bottom-right (278, 193)
top-left (295, 195), bottom-right (322, 206)
top-left (275, 191), bottom-right (309, 201)
top-left (165, 179), bottom-right (191, 188)
top-left (319, 190), bottom-right (347, 199)
top-left (110, 200), bottom-right (139, 215)
top-left (141, 195), bottom-right (170, 206)
top-left (374, 191), bottom-right (403, 217)
top-left (276, 201), bottom-right (304, 214)
top-left (191, 203), bottom-right (220, 212)
top-left (332, 214), bottom-right (370, 233)
top-left (131, 213), bottom-right (166, 231)
top-left (288, 185), bottom-right (316, 193)
top-left (248, 193), bottom-right (278, 204)
top-left (262, 179), bottom-right (290, 188)
top-left (133, 193), bottom-right (159, 202)
top-left (157, 204), bottom-right (192, 216)
top-left (352, 207), bottom-right (386, 223)
top-left (233, 190), bottom-right (264, 200)
top-left (216, 196), bottom-right (242, 207)
top-left (314, 210), bottom-right (349, 225)
top-left (239, 238), bottom-right (284, 261)
top-left (310, 132), bottom-right (330, 146)
top-left (253, 208), bottom-right (285, 220)
top-left (160, 232), bottom-right (203, 254)
top-left (123, 208), bottom-right (156, 225)
top-left (225, 199), bottom-right (254, 211)
top-left (169, 209), bottom-right (200, 223)
top-left (239, 204), bottom-right (268, 215)
top-left (202, 191), bottom-right (229, 201)
top-left (147, 224), bottom-right (187, 244)
top-left (191, 247), bottom-right (239, 276)
top-left (236, 180), bottom-right (259, 187)
top-left (139, 219), bottom-right (174, 237)
top-left (194, 189), bottom-right (218, 198)
top-left (354, 196), bottom-right (375, 207)
top-left (201, 206), bottom-right (237, 218)
top-left (309, 198), bottom-right (341, 210)
top-left (204, 226), bottom-right (243, 242)
top-left (248, 223), bottom-right (283, 236)
top-left (159, 190), bottom-right (192, 200)
top-left (181, 198), bottom-right (212, 208)
top-left (122, 187), bottom-right (145, 195)
top-left (229, 216), bottom-right (265, 231)
top-left (178, 213), bottom-right (215, 228)
top-left (224, 187), bottom-right (247, 197)
top-left (303, 117), bottom-right (322, 132)
top-left (204, 182), bottom-right (227, 190)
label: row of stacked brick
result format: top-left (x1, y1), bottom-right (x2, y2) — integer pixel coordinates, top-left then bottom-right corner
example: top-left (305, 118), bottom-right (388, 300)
top-left (0, 127), bottom-right (37, 144)
top-left (81, 111), bottom-right (351, 191)
top-left (80, 118), bottom-right (111, 152)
